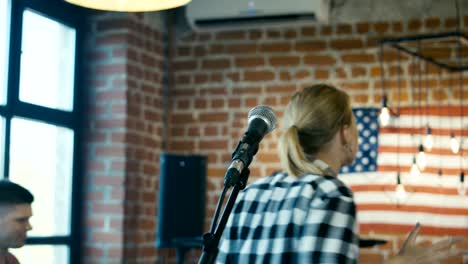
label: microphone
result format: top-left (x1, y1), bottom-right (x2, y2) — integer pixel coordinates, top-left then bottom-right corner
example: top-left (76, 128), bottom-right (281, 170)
top-left (224, 105), bottom-right (277, 187)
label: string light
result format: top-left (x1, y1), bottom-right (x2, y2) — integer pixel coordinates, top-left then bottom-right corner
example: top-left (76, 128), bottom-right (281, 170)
top-left (450, 133), bottom-right (460, 154)
top-left (454, 3), bottom-right (465, 197)
top-left (379, 0), bottom-right (467, 204)
top-left (423, 126), bottom-right (433, 151)
top-left (437, 69), bottom-right (443, 187)
top-left (410, 155), bottom-right (420, 178)
top-left (422, 62), bottom-right (433, 152)
top-left (395, 172), bottom-right (407, 202)
top-left (379, 95), bottom-right (391, 127)
top-left (416, 144), bottom-right (426, 171)
top-left (394, 49), bottom-right (404, 205)
top-left (408, 52), bottom-right (420, 180)
top-left (438, 168), bottom-right (443, 186)
top-left (458, 172), bottom-right (465, 196)
top-left (379, 45), bottom-right (391, 127)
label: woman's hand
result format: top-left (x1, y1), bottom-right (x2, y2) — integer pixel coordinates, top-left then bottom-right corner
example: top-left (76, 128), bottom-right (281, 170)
top-left (385, 222), bottom-right (462, 264)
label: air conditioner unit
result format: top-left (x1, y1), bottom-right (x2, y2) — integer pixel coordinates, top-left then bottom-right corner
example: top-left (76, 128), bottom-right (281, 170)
top-left (185, 0), bottom-right (329, 29)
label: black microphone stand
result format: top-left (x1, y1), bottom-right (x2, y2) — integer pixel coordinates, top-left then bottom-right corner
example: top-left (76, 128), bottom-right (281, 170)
top-left (198, 137), bottom-right (259, 264)
top-left (198, 113), bottom-right (269, 264)
top-left (198, 167), bottom-right (250, 264)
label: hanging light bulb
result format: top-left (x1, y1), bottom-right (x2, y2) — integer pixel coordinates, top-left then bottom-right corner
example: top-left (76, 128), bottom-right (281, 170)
top-left (410, 155), bottom-right (420, 178)
top-left (379, 95), bottom-right (390, 127)
top-left (395, 172), bottom-right (407, 202)
top-left (437, 168), bottom-right (443, 186)
top-left (416, 144), bottom-right (426, 171)
top-left (450, 133), bottom-right (460, 154)
top-left (458, 172), bottom-right (465, 196)
top-left (379, 107), bottom-right (390, 127)
top-left (423, 126), bottom-right (433, 151)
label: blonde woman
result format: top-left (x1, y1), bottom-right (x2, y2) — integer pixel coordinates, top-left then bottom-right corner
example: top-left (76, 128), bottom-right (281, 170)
top-left (216, 84), bottom-right (460, 263)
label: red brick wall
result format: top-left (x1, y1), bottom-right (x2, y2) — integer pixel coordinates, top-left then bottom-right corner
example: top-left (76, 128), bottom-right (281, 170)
top-left (83, 11), bottom-right (467, 263)
top-left (170, 17), bottom-right (467, 264)
top-left (84, 12), bottom-right (168, 263)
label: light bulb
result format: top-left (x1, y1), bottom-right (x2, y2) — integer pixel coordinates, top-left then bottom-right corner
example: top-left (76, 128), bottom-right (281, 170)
top-left (379, 107), bottom-right (390, 127)
top-left (410, 156), bottom-right (420, 178)
top-left (458, 172), bottom-right (465, 196)
top-left (450, 134), bottom-right (460, 154)
top-left (423, 126), bottom-right (433, 151)
top-left (395, 184), bottom-right (407, 201)
top-left (437, 168), bottom-right (443, 186)
top-left (459, 184), bottom-right (466, 196)
top-left (424, 135), bottom-right (433, 152)
top-left (416, 145), bottom-right (426, 171)
top-left (395, 173), bottom-right (407, 203)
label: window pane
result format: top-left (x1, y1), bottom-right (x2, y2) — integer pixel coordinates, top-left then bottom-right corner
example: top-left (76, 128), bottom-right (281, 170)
top-left (9, 117), bottom-right (74, 236)
top-left (19, 10), bottom-right (75, 111)
top-left (10, 245), bottom-right (69, 264)
top-left (0, 0), bottom-right (10, 105)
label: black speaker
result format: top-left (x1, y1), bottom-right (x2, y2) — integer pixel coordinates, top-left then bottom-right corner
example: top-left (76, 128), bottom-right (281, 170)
top-left (156, 153), bottom-right (207, 248)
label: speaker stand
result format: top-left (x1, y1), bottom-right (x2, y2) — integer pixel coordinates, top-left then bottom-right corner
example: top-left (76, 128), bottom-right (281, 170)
top-left (172, 237), bottom-right (203, 264)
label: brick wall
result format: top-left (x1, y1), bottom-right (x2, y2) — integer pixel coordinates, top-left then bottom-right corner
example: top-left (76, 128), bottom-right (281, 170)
top-left (170, 16), bottom-right (467, 264)
top-left (83, 10), bottom-right (467, 264)
top-left (84, 12), bottom-right (168, 263)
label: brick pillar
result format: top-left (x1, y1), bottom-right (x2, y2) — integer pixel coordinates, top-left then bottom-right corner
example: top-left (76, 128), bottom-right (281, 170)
top-left (123, 13), bottom-right (166, 263)
top-left (83, 12), bottom-right (168, 263)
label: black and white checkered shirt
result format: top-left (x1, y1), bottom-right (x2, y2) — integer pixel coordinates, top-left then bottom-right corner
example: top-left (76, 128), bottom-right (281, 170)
top-left (216, 171), bottom-right (359, 263)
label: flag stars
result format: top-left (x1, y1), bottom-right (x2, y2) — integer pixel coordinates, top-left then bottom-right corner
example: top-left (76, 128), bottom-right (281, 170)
top-left (362, 157), bottom-right (370, 165)
top-left (340, 108), bottom-right (379, 174)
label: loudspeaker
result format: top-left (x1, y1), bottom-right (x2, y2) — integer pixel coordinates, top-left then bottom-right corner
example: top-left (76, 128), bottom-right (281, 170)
top-left (156, 153), bottom-right (207, 248)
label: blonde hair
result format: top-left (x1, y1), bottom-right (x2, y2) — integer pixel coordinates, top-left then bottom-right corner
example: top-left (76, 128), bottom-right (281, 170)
top-left (278, 84), bottom-right (353, 177)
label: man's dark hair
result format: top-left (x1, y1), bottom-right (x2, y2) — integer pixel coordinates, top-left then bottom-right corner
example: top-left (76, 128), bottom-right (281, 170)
top-left (0, 180), bottom-right (34, 205)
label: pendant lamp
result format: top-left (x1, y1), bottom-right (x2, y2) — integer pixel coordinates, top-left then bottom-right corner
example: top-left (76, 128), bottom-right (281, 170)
top-left (65, 0), bottom-right (192, 12)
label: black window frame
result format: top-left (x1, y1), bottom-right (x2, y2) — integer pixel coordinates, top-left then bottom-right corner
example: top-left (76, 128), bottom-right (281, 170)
top-left (6, 0), bottom-right (85, 263)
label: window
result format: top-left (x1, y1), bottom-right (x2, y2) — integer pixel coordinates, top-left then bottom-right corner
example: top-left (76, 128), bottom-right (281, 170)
top-left (19, 10), bottom-right (76, 111)
top-left (0, 0), bottom-right (10, 104)
top-left (9, 118), bottom-right (74, 237)
top-left (3, 0), bottom-right (84, 263)
top-left (11, 245), bottom-right (69, 264)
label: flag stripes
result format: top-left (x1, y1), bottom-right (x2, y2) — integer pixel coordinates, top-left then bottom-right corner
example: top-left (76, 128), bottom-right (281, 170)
top-left (339, 106), bottom-right (467, 236)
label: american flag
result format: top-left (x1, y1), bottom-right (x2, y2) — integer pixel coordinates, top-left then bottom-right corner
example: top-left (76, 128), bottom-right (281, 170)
top-left (338, 107), bottom-right (468, 236)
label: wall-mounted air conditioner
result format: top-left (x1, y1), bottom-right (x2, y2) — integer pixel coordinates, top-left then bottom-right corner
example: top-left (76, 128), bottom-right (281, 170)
top-left (185, 0), bottom-right (329, 29)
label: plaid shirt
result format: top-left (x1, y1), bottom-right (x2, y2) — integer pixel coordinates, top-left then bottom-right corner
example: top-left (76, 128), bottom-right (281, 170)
top-left (216, 172), bottom-right (359, 264)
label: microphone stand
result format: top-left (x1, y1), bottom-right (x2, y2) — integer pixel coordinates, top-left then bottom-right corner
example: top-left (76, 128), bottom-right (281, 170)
top-left (199, 123), bottom-right (264, 264)
top-left (198, 167), bottom-right (250, 264)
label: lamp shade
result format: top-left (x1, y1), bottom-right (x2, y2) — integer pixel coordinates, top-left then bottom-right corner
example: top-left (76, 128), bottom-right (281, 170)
top-left (65, 0), bottom-right (192, 12)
